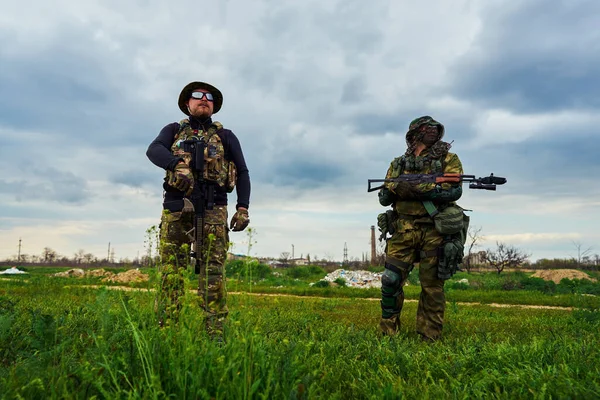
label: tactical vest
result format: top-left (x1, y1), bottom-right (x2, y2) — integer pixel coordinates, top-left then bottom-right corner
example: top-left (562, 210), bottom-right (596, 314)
top-left (387, 149), bottom-right (451, 216)
top-left (168, 119), bottom-right (236, 192)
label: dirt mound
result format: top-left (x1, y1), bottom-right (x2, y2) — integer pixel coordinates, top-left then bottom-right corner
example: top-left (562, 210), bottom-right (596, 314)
top-left (531, 269), bottom-right (596, 284)
top-left (53, 269), bottom-right (86, 277)
top-left (87, 269), bottom-right (115, 278)
top-left (102, 269), bottom-right (149, 284)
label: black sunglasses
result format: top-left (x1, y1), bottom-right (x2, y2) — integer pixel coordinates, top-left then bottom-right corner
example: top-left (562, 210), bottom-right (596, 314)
top-left (190, 91), bottom-right (214, 101)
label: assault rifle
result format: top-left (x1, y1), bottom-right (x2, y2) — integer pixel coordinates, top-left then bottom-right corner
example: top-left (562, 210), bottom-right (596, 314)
top-left (179, 136), bottom-right (216, 274)
top-left (367, 173), bottom-right (507, 193)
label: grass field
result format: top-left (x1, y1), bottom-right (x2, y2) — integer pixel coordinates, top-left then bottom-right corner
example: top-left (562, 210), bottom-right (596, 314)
top-left (1, 266), bottom-right (599, 399)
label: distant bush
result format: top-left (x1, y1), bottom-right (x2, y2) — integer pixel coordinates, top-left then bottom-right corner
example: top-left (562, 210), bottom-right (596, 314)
top-left (333, 278), bottom-right (347, 287)
top-left (556, 278), bottom-right (600, 296)
top-left (313, 280), bottom-right (330, 288)
top-left (307, 265), bottom-right (326, 275)
top-left (226, 259), bottom-right (272, 280)
top-left (448, 281), bottom-right (470, 290)
top-left (501, 279), bottom-right (524, 291)
top-left (520, 277), bottom-right (556, 294)
top-left (286, 266), bottom-right (325, 279)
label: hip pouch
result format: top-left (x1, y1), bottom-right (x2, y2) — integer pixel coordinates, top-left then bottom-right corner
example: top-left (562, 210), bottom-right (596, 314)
top-left (433, 204), bottom-right (467, 235)
top-left (422, 202), bottom-right (470, 279)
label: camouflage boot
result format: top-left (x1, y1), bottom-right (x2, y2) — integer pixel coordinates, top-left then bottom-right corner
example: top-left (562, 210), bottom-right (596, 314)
top-left (379, 314), bottom-right (401, 336)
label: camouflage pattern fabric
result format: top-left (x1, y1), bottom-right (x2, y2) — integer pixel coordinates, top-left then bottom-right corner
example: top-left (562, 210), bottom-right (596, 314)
top-left (380, 118), bottom-right (464, 340)
top-left (385, 151), bottom-right (463, 216)
top-left (382, 217), bottom-right (445, 340)
top-left (196, 206), bottom-right (230, 320)
top-left (157, 205), bottom-right (230, 330)
top-left (169, 120), bottom-right (236, 192)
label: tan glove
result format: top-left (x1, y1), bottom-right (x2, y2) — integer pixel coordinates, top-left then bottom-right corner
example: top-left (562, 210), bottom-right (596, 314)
top-left (168, 162), bottom-right (194, 196)
top-left (230, 208), bottom-right (249, 232)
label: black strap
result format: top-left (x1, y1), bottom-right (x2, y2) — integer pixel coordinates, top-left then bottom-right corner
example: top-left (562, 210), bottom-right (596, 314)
top-left (384, 257), bottom-right (412, 273)
top-left (420, 249), bottom-right (439, 259)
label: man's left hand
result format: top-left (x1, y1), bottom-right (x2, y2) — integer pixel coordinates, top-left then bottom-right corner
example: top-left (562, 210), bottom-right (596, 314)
top-left (230, 208), bottom-right (250, 232)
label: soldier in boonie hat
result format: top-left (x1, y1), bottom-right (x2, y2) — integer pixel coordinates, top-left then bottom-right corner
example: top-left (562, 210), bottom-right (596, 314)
top-left (146, 81), bottom-right (252, 335)
top-left (178, 81), bottom-right (224, 115)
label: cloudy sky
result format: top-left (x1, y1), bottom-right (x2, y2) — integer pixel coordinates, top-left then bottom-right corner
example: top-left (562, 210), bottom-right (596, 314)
top-left (1, 0), bottom-right (599, 263)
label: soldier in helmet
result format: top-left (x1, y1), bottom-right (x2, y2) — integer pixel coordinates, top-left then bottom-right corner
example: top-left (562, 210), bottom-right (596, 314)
top-left (377, 116), bottom-right (464, 341)
top-left (146, 81), bottom-right (251, 333)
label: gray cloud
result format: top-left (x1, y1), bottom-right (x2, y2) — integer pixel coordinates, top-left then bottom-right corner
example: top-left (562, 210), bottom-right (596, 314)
top-left (0, 167), bottom-right (89, 204)
top-left (447, 0), bottom-right (600, 112)
top-left (267, 159), bottom-right (346, 188)
top-left (110, 169), bottom-right (161, 188)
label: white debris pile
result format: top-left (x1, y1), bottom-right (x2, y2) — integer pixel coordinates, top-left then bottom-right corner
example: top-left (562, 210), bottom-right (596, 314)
top-left (0, 267), bottom-right (28, 274)
top-left (317, 269), bottom-right (383, 289)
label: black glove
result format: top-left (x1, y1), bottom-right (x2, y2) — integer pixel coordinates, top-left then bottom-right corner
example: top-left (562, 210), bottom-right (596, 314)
top-left (377, 210), bottom-right (397, 241)
top-left (378, 188), bottom-right (396, 206)
top-left (388, 180), bottom-right (418, 199)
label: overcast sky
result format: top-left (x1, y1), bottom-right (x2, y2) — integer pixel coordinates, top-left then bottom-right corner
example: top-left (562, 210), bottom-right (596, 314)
top-left (1, 0), bottom-right (599, 263)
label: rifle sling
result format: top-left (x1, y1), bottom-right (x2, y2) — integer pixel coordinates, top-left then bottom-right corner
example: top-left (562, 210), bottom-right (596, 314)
top-left (422, 200), bottom-right (439, 218)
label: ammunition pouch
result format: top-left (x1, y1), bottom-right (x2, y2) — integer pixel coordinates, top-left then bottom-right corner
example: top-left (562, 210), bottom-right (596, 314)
top-left (421, 201), bottom-right (470, 280)
top-left (434, 206), bottom-right (466, 235)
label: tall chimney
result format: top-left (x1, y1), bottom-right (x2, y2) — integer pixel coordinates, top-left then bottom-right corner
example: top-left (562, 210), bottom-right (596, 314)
top-left (370, 225), bottom-right (376, 265)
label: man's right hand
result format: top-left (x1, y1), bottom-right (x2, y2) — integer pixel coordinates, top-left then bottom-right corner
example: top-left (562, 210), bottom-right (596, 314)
top-left (168, 162), bottom-right (194, 196)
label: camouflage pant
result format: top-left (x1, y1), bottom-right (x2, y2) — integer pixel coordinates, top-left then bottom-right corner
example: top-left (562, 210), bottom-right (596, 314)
top-left (158, 204), bottom-right (230, 326)
top-left (380, 216), bottom-right (445, 340)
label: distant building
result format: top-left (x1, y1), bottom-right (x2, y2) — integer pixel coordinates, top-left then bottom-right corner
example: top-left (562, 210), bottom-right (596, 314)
top-left (291, 258), bottom-right (309, 266)
top-left (464, 251), bottom-right (487, 265)
top-left (227, 253), bottom-right (247, 261)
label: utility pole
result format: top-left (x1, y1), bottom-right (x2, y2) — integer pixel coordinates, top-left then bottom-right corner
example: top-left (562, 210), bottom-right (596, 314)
top-left (343, 242), bottom-right (348, 265)
top-left (17, 238), bottom-right (22, 264)
top-left (107, 242), bottom-right (111, 263)
top-left (291, 244), bottom-right (294, 260)
top-left (370, 225), bottom-right (376, 265)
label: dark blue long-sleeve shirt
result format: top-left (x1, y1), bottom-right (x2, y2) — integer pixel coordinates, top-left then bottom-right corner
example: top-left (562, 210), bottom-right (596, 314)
top-left (146, 116), bottom-right (251, 209)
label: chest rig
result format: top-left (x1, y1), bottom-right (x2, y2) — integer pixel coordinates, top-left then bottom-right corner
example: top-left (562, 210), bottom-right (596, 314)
top-left (389, 153), bottom-right (445, 178)
top-left (389, 139), bottom-right (452, 178)
top-left (169, 119), bottom-right (236, 192)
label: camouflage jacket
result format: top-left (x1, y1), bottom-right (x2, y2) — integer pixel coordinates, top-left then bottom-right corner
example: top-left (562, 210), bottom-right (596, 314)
top-left (385, 146), bottom-right (463, 216)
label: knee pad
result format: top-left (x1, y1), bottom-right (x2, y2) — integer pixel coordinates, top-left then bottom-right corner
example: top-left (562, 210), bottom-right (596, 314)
top-left (381, 268), bottom-right (402, 292)
top-left (381, 268), bottom-right (403, 317)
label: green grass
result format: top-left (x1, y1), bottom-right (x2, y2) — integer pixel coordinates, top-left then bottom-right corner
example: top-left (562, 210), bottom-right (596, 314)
top-left (1, 275), bottom-right (600, 399)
